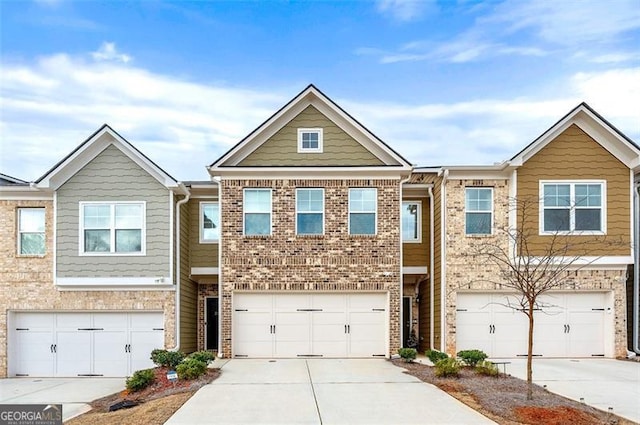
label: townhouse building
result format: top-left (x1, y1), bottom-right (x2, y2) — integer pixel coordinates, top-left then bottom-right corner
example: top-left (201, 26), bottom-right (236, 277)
top-left (1, 85), bottom-right (638, 377)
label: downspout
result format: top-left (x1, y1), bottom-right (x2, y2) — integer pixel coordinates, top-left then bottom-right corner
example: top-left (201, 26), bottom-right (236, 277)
top-left (634, 181), bottom-right (640, 354)
top-left (169, 183), bottom-right (190, 351)
top-left (212, 175), bottom-right (223, 357)
top-left (398, 172), bottom-right (412, 351)
top-left (439, 169), bottom-right (449, 352)
top-left (428, 186), bottom-right (435, 350)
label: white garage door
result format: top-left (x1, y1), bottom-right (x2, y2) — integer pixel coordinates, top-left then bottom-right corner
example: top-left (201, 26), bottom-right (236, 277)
top-left (456, 292), bottom-right (608, 358)
top-left (11, 312), bottom-right (164, 377)
top-left (233, 293), bottom-right (387, 358)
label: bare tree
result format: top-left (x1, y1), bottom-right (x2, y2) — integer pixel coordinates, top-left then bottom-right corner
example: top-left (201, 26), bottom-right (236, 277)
top-left (467, 196), bottom-right (624, 400)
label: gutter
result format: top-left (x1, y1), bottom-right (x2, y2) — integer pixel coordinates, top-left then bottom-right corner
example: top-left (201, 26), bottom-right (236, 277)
top-left (634, 181), bottom-right (640, 354)
top-left (398, 172), bottom-right (412, 351)
top-left (211, 175), bottom-right (224, 357)
top-left (169, 183), bottom-right (191, 351)
top-left (428, 186), bottom-right (435, 350)
top-left (438, 168), bottom-right (449, 352)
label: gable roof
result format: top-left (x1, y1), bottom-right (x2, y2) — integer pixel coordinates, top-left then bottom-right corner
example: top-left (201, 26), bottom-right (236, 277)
top-left (0, 173), bottom-right (28, 186)
top-left (510, 102), bottom-right (640, 170)
top-left (209, 84), bottom-right (413, 171)
top-left (35, 124), bottom-right (179, 190)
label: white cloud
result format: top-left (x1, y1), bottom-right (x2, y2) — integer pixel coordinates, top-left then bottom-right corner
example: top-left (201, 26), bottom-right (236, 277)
top-left (0, 49), bottom-right (638, 181)
top-left (376, 0), bottom-right (436, 22)
top-left (0, 51), bottom-right (288, 180)
top-left (91, 42), bottom-right (132, 63)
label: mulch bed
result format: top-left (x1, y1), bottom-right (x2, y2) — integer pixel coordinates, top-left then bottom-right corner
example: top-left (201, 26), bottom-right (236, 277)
top-left (88, 367), bottom-right (220, 412)
top-left (391, 359), bottom-right (633, 425)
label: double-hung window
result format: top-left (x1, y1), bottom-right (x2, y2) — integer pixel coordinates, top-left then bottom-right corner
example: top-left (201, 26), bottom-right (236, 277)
top-left (18, 208), bottom-right (45, 255)
top-left (200, 202), bottom-right (219, 242)
top-left (465, 188), bottom-right (493, 235)
top-left (244, 189), bottom-right (272, 236)
top-left (349, 188), bottom-right (376, 235)
top-left (296, 188), bottom-right (324, 235)
top-left (541, 182), bottom-right (604, 233)
top-left (81, 202), bottom-right (145, 254)
top-left (402, 201), bottom-right (421, 242)
top-left (297, 128), bottom-right (323, 153)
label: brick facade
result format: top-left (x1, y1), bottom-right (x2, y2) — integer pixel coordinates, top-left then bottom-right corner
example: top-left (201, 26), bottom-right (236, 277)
top-left (0, 199), bottom-right (175, 377)
top-left (219, 178), bottom-right (402, 358)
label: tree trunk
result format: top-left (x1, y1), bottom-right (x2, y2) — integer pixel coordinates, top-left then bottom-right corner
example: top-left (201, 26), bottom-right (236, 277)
top-left (527, 303), bottom-right (535, 400)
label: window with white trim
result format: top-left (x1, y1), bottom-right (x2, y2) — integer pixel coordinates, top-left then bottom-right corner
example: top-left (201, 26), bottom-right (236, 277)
top-left (297, 128), bottom-right (323, 153)
top-left (349, 188), bottom-right (376, 235)
top-left (18, 208), bottom-right (45, 255)
top-left (402, 201), bottom-right (421, 242)
top-left (244, 189), bottom-right (272, 236)
top-left (296, 188), bottom-right (324, 235)
top-left (541, 182), bottom-right (604, 233)
top-left (465, 188), bottom-right (493, 235)
top-left (200, 202), bottom-right (219, 242)
top-left (81, 202), bottom-right (145, 254)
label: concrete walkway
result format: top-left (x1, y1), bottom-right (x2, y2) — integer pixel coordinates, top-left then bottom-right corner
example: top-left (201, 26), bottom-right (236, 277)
top-left (167, 359), bottom-right (495, 424)
top-left (0, 377), bottom-right (125, 421)
top-left (505, 358), bottom-right (640, 423)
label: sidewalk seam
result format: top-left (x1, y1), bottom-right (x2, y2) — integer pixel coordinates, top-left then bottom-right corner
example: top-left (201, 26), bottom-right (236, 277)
top-left (305, 360), bottom-right (323, 425)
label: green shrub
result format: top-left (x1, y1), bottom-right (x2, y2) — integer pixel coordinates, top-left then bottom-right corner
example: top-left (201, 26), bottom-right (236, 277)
top-left (176, 358), bottom-right (207, 380)
top-left (425, 349), bottom-right (448, 363)
top-left (398, 348), bottom-right (417, 362)
top-left (150, 349), bottom-right (185, 369)
top-left (188, 350), bottom-right (216, 365)
top-left (434, 358), bottom-right (461, 377)
top-left (475, 360), bottom-right (499, 376)
top-left (457, 349), bottom-right (488, 367)
top-left (126, 368), bottom-right (156, 392)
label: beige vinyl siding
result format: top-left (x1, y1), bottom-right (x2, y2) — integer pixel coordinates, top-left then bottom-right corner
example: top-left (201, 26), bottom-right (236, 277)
top-left (402, 196), bottom-right (430, 267)
top-left (238, 106), bottom-right (386, 166)
top-left (517, 124), bottom-right (631, 256)
top-left (189, 200), bottom-right (218, 268)
top-left (178, 198), bottom-right (197, 353)
top-left (56, 144), bottom-right (171, 277)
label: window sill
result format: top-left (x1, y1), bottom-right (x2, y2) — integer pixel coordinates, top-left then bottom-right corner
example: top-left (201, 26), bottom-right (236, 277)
top-left (296, 234), bottom-right (325, 239)
top-left (465, 234), bottom-right (493, 238)
top-left (243, 235), bottom-right (272, 239)
top-left (17, 254), bottom-right (47, 258)
top-left (348, 234), bottom-right (377, 238)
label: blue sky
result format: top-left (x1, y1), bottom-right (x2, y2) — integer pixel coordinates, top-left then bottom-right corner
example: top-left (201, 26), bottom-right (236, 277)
top-left (1, 0), bottom-right (639, 180)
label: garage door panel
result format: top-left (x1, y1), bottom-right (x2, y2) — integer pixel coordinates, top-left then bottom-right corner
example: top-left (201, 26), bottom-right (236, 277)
top-left (274, 312), bottom-right (310, 357)
top-left (312, 312), bottom-right (347, 357)
top-left (56, 331), bottom-right (92, 376)
top-left (235, 294), bottom-right (273, 310)
top-left (94, 331), bottom-right (128, 376)
top-left (55, 313), bottom-right (91, 330)
top-left (130, 329), bottom-right (164, 371)
top-left (456, 311), bottom-right (492, 355)
top-left (234, 311), bottom-right (272, 357)
top-left (493, 311), bottom-right (528, 357)
top-left (567, 311), bottom-right (604, 357)
top-left (274, 294), bottom-right (309, 310)
top-left (348, 293), bottom-right (385, 310)
top-left (533, 309), bottom-right (566, 357)
top-left (15, 330), bottom-right (54, 376)
top-left (348, 311), bottom-right (385, 357)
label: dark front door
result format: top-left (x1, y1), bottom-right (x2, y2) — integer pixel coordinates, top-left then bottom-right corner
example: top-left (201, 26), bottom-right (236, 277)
top-left (403, 296), bottom-right (411, 348)
top-left (206, 297), bottom-right (219, 351)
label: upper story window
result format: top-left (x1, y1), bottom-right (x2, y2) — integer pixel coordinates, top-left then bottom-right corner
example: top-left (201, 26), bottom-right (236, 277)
top-left (465, 188), bottom-right (493, 235)
top-left (297, 128), bottom-right (323, 153)
top-left (18, 208), bottom-right (45, 255)
top-left (402, 201), bottom-right (421, 242)
top-left (541, 182), bottom-right (605, 233)
top-left (349, 188), bottom-right (377, 235)
top-left (296, 188), bottom-right (324, 235)
top-left (81, 202), bottom-right (145, 254)
top-left (244, 189), bottom-right (272, 236)
top-left (200, 202), bottom-right (219, 243)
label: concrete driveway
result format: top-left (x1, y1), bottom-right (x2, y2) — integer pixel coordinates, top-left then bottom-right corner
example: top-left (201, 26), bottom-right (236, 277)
top-left (0, 377), bottom-right (125, 421)
top-left (505, 358), bottom-right (640, 423)
top-left (166, 359), bottom-right (495, 425)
